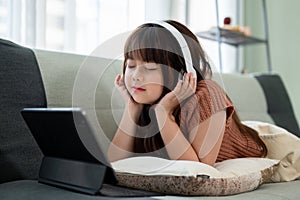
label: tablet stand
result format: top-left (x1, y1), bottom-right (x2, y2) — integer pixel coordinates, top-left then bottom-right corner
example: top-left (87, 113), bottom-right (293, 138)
top-left (38, 156), bottom-right (116, 195)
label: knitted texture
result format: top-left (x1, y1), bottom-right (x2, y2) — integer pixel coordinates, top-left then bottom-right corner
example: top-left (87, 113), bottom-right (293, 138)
top-left (180, 80), bottom-right (263, 162)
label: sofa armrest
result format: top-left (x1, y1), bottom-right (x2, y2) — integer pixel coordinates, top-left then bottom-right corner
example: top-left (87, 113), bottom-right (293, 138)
top-left (0, 39), bottom-right (46, 183)
top-left (255, 74), bottom-right (300, 137)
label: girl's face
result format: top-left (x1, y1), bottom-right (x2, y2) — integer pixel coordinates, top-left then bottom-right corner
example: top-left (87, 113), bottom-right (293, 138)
top-left (124, 59), bottom-right (164, 104)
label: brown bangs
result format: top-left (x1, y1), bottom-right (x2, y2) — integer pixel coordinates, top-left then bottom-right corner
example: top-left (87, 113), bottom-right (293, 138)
top-left (126, 48), bottom-right (171, 65)
top-left (123, 25), bottom-right (184, 70)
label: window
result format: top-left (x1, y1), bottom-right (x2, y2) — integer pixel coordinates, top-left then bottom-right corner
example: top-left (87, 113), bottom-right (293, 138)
top-left (0, 0), bottom-right (239, 72)
top-left (0, 0), bottom-right (146, 55)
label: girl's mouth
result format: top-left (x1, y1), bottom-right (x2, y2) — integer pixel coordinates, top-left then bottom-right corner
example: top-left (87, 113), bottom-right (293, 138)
top-left (132, 86), bottom-right (146, 92)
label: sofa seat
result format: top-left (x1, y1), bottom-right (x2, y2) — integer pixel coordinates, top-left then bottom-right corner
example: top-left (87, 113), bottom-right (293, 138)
top-left (0, 180), bottom-right (154, 200)
top-left (1, 180), bottom-right (300, 200)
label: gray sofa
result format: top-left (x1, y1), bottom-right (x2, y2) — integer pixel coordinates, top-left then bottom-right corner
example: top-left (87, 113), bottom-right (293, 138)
top-left (1, 38), bottom-right (300, 199)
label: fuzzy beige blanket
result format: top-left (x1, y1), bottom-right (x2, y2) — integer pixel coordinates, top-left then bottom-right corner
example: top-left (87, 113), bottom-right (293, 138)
top-left (243, 121), bottom-right (300, 182)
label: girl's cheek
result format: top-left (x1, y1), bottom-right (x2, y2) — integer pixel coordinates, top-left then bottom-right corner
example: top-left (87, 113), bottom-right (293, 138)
top-left (124, 74), bottom-right (131, 88)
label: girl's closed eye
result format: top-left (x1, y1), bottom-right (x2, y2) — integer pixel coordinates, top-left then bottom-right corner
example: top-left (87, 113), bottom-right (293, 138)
top-left (145, 66), bottom-right (158, 70)
top-left (126, 59), bottom-right (136, 69)
top-left (127, 65), bottom-right (136, 69)
top-left (145, 63), bottom-right (161, 71)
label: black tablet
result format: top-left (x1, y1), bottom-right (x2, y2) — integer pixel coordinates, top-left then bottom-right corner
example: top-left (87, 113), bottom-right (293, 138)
top-left (21, 107), bottom-right (117, 194)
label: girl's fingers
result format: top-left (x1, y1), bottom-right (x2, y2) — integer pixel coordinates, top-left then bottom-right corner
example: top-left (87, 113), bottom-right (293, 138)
top-left (182, 72), bottom-right (196, 92)
top-left (194, 77), bottom-right (197, 92)
top-left (115, 74), bottom-right (125, 87)
top-left (115, 74), bottom-right (120, 82)
top-left (165, 72), bottom-right (197, 105)
top-left (182, 73), bottom-right (190, 89)
top-left (188, 73), bottom-right (197, 92)
top-left (191, 76), bottom-right (197, 92)
top-left (115, 74), bottom-right (121, 85)
top-left (174, 80), bottom-right (183, 93)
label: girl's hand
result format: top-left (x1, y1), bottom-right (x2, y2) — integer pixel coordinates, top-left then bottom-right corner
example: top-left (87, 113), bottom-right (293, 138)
top-left (115, 74), bottom-right (143, 122)
top-left (156, 72), bottom-right (197, 115)
top-left (115, 74), bottom-right (130, 102)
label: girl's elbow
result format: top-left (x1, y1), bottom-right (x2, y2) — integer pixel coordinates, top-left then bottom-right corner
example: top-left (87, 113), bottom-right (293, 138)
top-left (200, 156), bottom-right (217, 166)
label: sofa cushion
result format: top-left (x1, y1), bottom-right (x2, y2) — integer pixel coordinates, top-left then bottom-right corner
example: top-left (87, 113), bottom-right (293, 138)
top-left (0, 39), bottom-right (46, 183)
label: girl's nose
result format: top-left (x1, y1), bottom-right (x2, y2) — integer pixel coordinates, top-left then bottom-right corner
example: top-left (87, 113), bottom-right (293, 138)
top-left (132, 69), bottom-right (143, 81)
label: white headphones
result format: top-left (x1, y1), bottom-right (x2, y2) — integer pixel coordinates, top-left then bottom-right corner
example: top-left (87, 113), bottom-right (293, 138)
top-left (148, 21), bottom-right (197, 78)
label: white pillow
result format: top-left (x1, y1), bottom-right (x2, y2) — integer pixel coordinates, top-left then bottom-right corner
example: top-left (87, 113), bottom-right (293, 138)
top-left (112, 156), bottom-right (278, 196)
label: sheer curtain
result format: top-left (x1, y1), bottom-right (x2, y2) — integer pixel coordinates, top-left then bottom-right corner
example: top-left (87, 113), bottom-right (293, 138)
top-left (0, 0), bottom-right (146, 55)
top-left (0, 0), bottom-right (240, 72)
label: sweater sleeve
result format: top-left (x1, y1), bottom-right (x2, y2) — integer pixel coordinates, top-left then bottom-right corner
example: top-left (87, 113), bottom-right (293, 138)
top-left (179, 80), bottom-right (234, 136)
top-left (196, 80), bottom-right (234, 122)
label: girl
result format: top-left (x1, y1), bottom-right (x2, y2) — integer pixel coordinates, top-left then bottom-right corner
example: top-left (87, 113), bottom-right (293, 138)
top-left (108, 20), bottom-right (267, 166)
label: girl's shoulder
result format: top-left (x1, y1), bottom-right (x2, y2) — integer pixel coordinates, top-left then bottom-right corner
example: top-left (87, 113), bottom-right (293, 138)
top-left (197, 79), bottom-right (225, 92)
top-left (195, 79), bottom-right (227, 100)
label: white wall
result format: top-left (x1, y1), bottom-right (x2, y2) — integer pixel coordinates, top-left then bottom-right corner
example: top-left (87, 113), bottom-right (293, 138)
top-left (244, 0), bottom-right (300, 126)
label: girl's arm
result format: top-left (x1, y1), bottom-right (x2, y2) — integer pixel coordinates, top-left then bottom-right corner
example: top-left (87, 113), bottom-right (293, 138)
top-left (107, 74), bottom-right (143, 162)
top-left (155, 105), bottom-right (226, 165)
top-left (189, 110), bottom-right (226, 165)
top-left (155, 72), bottom-right (226, 165)
top-left (154, 106), bottom-right (199, 161)
top-left (108, 106), bottom-right (141, 162)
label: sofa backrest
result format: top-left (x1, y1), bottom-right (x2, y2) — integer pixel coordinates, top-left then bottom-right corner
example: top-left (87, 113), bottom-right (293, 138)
top-left (0, 39), bottom-right (46, 183)
top-left (34, 49), bottom-right (300, 141)
top-left (34, 49), bottom-right (124, 157)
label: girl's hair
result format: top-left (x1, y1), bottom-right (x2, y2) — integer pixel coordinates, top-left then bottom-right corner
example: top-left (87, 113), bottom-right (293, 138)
top-left (123, 20), bottom-right (212, 92)
top-left (227, 95), bottom-right (268, 157)
top-left (122, 20), bottom-right (267, 157)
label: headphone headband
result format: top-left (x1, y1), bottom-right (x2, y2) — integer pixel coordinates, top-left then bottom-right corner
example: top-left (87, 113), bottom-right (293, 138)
top-left (148, 21), bottom-right (197, 78)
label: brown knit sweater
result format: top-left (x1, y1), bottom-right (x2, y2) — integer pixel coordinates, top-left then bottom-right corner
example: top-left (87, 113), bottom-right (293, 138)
top-left (180, 80), bottom-right (264, 162)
